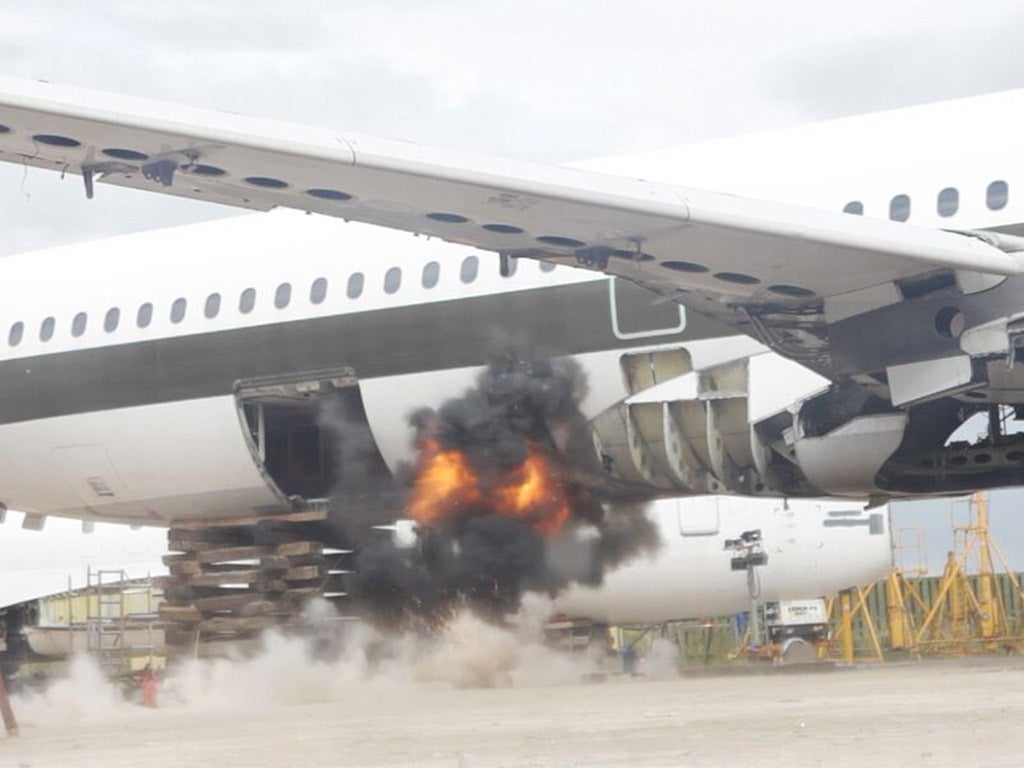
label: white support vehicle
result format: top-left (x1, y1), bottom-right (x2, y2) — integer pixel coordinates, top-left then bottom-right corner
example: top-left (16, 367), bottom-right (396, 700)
top-left (763, 598), bottom-right (831, 659)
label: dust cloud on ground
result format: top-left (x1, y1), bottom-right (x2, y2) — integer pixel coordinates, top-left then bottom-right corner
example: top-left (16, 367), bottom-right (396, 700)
top-left (165, 596), bottom-right (618, 707)
top-left (13, 595), bottom-right (629, 724)
top-left (6, 654), bottom-right (1024, 767)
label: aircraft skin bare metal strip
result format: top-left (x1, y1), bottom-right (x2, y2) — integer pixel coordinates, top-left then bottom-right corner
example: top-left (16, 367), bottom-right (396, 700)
top-left (0, 75), bottom-right (1019, 292)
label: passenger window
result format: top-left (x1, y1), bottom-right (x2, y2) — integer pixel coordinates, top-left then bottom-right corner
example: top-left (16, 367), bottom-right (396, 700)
top-left (205, 293), bottom-right (221, 319)
top-left (937, 187), bottom-right (959, 217)
top-left (347, 272), bottom-right (364, 299)
top-left (460, 256), bottom-right (479, 283)
top-left (8, 321), bottom-right (23, 347)
top-left (842, 201), bottom-right (863, 215)
top-left (137, 303), bottom-right (153, 328)
top-left (274, 282), bottom-right (291, 309)
top-left (40, 317), bottom-right (55, 342)
top-left (502, 255), bottom-right (518, 277)
top-left (71, 312), bottom-right (87, 338)
top-left (422, 261), bottom-right (440, 289)
top-left (310, 277), bottom-right (328, 304)
top-left (239, 288), bottom-right (256, 314)
top-left (889, 194), bottom-right (911, 222)
top-left (384, 267), bottom-right (402, 294)
top-left (170, 298), bottom-right (187, 324)
top-left (539, 261), bottom-right (557, 273)
top-left (987, 180), bottom-right (1009, 211)
top-left (104, 307), bottom-right (120, 333)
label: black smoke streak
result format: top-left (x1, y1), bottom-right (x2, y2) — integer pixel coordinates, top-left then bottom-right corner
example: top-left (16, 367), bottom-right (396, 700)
top-left (344, 352), bottom-right (660, 632)
top-left (319, 388), bottom-right (404, 538)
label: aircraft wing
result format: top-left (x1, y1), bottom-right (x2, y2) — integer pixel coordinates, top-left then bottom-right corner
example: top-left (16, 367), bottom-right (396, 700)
top-left (0, 77), bottom-right (1018, 375)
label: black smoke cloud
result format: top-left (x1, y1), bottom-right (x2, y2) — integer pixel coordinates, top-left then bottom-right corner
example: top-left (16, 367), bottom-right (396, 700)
top-left (430, 352), bottom-right (591, 476)
top-left (339, 351), bottom-right (660, 632)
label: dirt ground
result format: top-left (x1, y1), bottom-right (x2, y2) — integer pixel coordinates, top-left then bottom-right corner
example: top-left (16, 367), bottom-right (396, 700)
top-left (3, 651), bottom-right (1024, 768)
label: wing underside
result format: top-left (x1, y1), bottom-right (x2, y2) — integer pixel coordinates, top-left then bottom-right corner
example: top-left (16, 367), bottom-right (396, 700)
top-left (0, 76), bottom-right (1019, 376)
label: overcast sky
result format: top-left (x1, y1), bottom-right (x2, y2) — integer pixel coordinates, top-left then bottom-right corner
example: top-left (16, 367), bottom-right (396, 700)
top-left (2, 1), bottom-right (1024, 572)
top-left (4, 0), bottom-right (1024, 253)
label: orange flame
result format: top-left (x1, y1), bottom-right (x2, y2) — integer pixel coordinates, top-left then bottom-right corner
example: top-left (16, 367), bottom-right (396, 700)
top-left (409, 439), bottom-right (571, 536)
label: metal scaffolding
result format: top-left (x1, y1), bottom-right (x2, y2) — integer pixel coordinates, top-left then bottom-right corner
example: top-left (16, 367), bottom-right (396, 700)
top-left (887, 492), bottom-right (1024, 655)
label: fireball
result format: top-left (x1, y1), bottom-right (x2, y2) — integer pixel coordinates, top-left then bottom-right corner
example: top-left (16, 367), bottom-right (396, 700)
top-left (409, 438), bottom-right (571, 535)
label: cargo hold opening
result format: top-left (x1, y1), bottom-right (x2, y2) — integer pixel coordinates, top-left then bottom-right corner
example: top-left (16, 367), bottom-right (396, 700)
top-left (236, 369), bottom-right (392, 502)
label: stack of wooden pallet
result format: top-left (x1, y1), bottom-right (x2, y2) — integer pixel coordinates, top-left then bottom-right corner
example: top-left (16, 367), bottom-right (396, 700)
top-left (159, 507), bottom-right (345, 655)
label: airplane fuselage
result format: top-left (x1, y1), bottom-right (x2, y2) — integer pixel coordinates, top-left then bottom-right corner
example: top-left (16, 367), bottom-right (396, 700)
top-left (0, 211), bottom-right (766, 522)
top-left (4, 88), bottom-right (1024, 523)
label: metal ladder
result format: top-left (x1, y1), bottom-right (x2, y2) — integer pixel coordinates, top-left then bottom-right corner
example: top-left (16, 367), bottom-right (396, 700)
top-left (86, 567), bottom-right (129, 675)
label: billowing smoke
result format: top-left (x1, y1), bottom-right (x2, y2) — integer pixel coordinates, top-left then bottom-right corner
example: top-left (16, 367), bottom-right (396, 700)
top-left (338, 351), bottom-right (660, 632)
top-left (318, 389), bottom-right (400, 536)
top-left (318, 392), bottom-right (381, 495)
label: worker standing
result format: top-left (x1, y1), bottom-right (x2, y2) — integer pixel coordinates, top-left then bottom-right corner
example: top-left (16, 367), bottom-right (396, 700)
top-left (140, 663), bottom-right (158, 708)
top-left (0, 666), bottom-right (17, 737)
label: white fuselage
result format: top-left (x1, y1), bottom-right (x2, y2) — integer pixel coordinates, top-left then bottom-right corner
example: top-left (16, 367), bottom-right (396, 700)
top-left (0, 211), bottom-right (788, 523)
top-left (0, 495), bottom-right (891, 628)
top-left (553, 495), bottom-right (891, 624)
top-left (1, 90), bottom-right (1023, 523)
